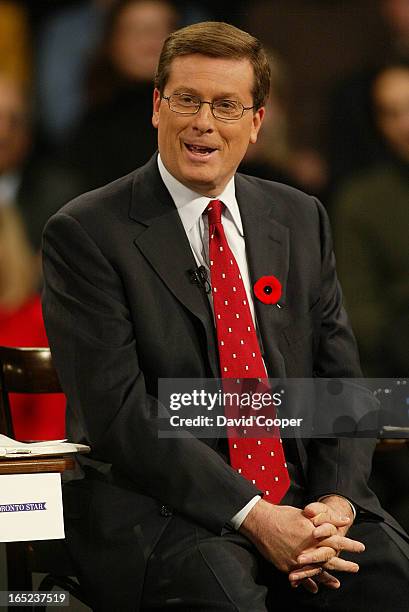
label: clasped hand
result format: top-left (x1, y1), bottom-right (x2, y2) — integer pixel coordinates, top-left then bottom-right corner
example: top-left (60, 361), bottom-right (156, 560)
top-left (289, 497), bottom-right (364, 592)
top-left (240, 496), bottom-right (365, 594)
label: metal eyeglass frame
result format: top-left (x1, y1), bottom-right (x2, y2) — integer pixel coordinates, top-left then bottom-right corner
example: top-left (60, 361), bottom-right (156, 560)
top-left (161, 93), bottom-right (255, 121)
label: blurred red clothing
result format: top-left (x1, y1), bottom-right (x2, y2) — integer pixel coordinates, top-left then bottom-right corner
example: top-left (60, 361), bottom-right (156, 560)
top-left (0, 294), bottom-right (66, 440)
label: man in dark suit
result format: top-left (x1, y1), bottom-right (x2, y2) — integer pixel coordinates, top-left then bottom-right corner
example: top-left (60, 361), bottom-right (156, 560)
top-left (42, 21), bottom-right (409, 612)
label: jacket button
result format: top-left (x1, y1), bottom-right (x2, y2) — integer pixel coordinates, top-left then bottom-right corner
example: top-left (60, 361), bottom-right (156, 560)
top-left (160, 505), bottom-right (172, 517)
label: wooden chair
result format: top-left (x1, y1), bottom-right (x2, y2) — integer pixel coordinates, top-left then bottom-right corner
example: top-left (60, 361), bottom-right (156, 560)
top-left (0, 346), bottom-right (89, 610)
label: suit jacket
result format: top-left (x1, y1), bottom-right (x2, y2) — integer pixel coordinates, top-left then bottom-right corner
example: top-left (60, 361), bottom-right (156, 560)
top-left (42, 154), bottom-right (403, 610)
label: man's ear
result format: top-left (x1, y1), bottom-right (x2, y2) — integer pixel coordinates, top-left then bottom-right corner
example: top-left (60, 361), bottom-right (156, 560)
top-left (249, 106), bottom-right (265, 144)
top-left (152, 88), bottom-right (161, 129)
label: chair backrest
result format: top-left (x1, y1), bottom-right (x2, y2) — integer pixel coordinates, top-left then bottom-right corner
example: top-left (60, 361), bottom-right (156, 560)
top-left (0, 346), bottom-right (62, 438)
top-left (0, 348), bottom-right (86, 602)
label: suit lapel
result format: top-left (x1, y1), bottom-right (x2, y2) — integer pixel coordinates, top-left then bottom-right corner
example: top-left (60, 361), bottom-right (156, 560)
top-left (235, 174), bottom-right (290, 378)
top-left (129, 156), bottom-right (219, 376)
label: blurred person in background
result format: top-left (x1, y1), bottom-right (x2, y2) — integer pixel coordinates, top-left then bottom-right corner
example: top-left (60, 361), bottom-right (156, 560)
top-left (0, 206), bottom-right (65, 441)
top-left (329, 0), bottom-right (409, 188)
top-left (333, 61), bottom-right (409, 379)
top-left (240, 50), bottom-right (328, 200)
top-left (0, 76), bottom-right (84, 253)
top-left (239, 50), bottom-right (296, 184)
top-left (383, 0), bottom-right (409, 56)
top-left (0, 78), bottom-right (68, 440)
top-left (0, 0), bottom-right (31, 87)
top-left (66, 0), bottom-right (179, 190)
top-left (36, 0), bottom-right (117, 147)
top-left (0, 75), bottom-right (82, 439)
top-left (333, 62), bottom-right (409, 532)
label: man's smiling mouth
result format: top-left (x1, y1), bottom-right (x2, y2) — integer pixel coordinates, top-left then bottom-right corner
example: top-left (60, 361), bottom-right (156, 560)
top-left (184, 143), bottom-right (217, 156)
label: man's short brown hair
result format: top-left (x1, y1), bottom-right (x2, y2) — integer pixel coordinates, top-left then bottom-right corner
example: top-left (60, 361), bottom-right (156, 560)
top-left (154, 21), bottom-right (270, 110)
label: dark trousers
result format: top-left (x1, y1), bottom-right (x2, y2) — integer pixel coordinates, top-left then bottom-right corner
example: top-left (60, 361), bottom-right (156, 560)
top-left (141, 515), bottom-right (409, 612)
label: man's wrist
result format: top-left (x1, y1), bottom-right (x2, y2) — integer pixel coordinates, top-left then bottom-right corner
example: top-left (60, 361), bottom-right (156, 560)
top-left (238, 497), bottom-right (276, 540)
top-left (229, 495), bottom-right (261, 530)
top-left (318, 494), bottom-right (356, 520)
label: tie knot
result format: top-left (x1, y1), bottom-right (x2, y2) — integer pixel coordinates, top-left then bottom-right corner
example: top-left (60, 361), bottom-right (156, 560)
top-left (206, 199), bottom-right (224, 225)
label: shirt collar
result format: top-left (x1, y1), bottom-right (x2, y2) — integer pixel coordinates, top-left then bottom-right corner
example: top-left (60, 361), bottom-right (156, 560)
top-left (157, 154), bottom-right (243, 235)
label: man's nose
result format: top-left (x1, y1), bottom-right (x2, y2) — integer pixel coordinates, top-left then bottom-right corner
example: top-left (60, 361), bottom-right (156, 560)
top-left (190, 102), bottom-right (215, 132)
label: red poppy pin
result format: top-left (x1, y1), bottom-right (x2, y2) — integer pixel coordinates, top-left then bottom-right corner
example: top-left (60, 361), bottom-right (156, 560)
top-left (253, 275), bottom-right (282, 305)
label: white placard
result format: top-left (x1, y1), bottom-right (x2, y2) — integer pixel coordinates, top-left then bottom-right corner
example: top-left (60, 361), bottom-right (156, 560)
top-left (0, 473), bottom-right (64, 542)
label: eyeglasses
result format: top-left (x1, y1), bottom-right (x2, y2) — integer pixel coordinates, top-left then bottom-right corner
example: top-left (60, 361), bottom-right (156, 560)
top-left (161, 93), bottom-right (255, 121)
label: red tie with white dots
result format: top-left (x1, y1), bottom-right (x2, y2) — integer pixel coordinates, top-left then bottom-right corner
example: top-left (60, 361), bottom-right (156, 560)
top-left (206, 199), bottom-right (290, 504)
